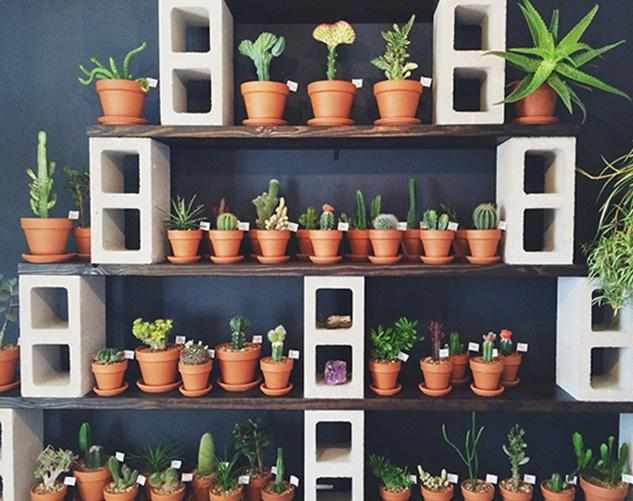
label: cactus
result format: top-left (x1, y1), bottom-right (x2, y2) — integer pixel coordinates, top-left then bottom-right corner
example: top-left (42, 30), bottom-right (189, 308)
top-left (79, 42), bottom-right (148, 87)
top-left (371, 15), bottom-right (418, 80)
top-left (447, 332), bottom-right (465, 356)
top-left (482, 332), bottom-right (497, 362)
top-left (132, 318), bottom-right (173, 351)
top-left (238, 32), bottom-right (286, 81)
top-left (217, 212), bottom-right (239, 231)
top-left (442, 412), bottom-right (485, 491)
top-left (473, 203), bottom-right (498, 230)
top-left (441, 203), bottom-right (458, 225)
top-left (428, 321), bottom-right (447, 362)
top-left (407, 178), bottom-right (418, 230)
top-left (26, 131), bottom-right (57, 218)
top-left (320, 204), bottom-right (335, 230)
top-left (299, 207), bottom-right (318, 230)
top-left (423, 209), bottom-right (449, 230)
top-left (149, 467), bottom-right (181, 494)
top-left (369, 195), bottom-right (382, 224)
top-left (93, 347), bottom-right (125, 365)
top-left (572, 432), bottom-right (594, 475)
top-left (418, 467), bottom-right (450, 491)
top-left (499, 329), bottom-right (514, 356)
top-left (269, 448), bottom-right (288, 494)
top-left (373, 213), bottom-right (398, 230)
top-left (230, 315), bottom-right (250, 351)
top-left (34, 446), bottom-right (76, 492)
top-left (197, 433), bottom-right (215, 477)
top-left (353, 190), bottom-right (368, 230)
top-left (312, 21), bottom-right (356, 80)
top-left (546, 473), bottom-right (568, 493)
top-left (265, 197), bottom-right (289, 231)
top-left (573, 433), bottom-right (629, 488)
top-left (503, 425), bottom-right (530, 492)
top-left (79, 422), bottom-right (106, 469)
top-left (179, 340), bottom-right (210, 365)
top-left (267, 325), bottom-right (287, 362)
top-left (253, 179), bottom-right (280, 229)
top-left (108, 456), bottom-right (139, 492)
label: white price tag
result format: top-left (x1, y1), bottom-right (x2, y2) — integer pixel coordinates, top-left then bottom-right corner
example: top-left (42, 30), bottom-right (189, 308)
top-left (397, 222), bottom-right (408, 231)
top-left (492, 349), bottom-right (499, 358)
top-left (239, 475), bottom-right (251, 485)
top-left (115, 451), bottom-right (125, 462)
top-left (517, 343), bottom-right (529, 353)
top-left (420, 76), bottom-right (433, 88)
top-left (68, 210), bottom-right (79, 220)
top-left (146, 77), bottom-right (158, 88)
top-left (447, 473), bottom-right (459, 484)
top-left (271, 466), bottom-right (277, 475)
top-left (252, 335), bottom-right (263, 344)
top-left (338, 222), bottom-right (349, 231)
top-left (419, 221), bottom-right (429, 230)
top-left (16, 337), bottom-right (20, 346)
top-left (182, 473), bottom-right (193, 482)
top-left (290, 475), bottom-right (300, 487)
top-left (137, 474), bottom-right (147, 486)
top-left (498, 220), bottom-right (508, 231)
top-left (238, 221), bottom-right (250, 231)
top-left (397, 351), bottom-right (410, 362)
top-left (207, 349), bottom-right (215, 359)
top-left (123, 350), bottom-right (135, 360)
top-left (448, 222), bottom-right (459, 232)
top-left (199, 221), bottom-right (211, 231)
top-left (468, 342), bottom-right (480, 352)
top-left (409, 475), bottom-right (417, 484)
top-left (439, 348), bottom-right (450, 359)
top-left (175, 336), bottom-right (186, 345)
top-left (566, 475), bottom-right (577, 485)
top-left (352, 78), bottom-right (363, 88)
top-left (289, 349), bottom-right (301, 360)
top-left (171, 460), bottom-right (182, 469)
top-left (524, 474), bottom-right (536, 485)
top-left (64, 477), bottom-right (77, 486)
top-left (623, 474), bottom-right (633, 484)
top-left (288, 222), bottom-right (299, 232)
top-left (486, 474), bottom-right (498, 485)
top-left (286, 80), bottom-right (298, 92)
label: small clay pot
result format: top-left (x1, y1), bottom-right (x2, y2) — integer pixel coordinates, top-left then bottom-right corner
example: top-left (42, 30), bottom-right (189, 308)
top-left (347, 229), bottom-right (371, 257)
top-left (0, 346), bottom-right (19, 387)
top-left (21, 217), bottom-right (73, 256)
top-left (310, 230), bottom-right (343, 257)
top-left (216, 342), bottom-right (262, 385)
top-left (540, 480), bottom-right (575, 501)
top-left (260, 356), bottom-right (294, 390)
top-left (450, 353), bottom-right (469, 384)
top-left (421, 484), bottom-right (454, 501)
top-left (580, 474), bottom-right (629, 501)
top-left (461, 481), bottom-right (495, 501)
top-left (469, 357), bottom-right (503, 391)
top-left (500, 481), bottom-right (534, 501)
top-left (379, 485), bottom-right (412, 501)
top-left (92, 359), bottom-right (128, 391)
top-left (96, 79), bottom-right (147, 121)
top-left (402, 230), bottom-right (422, 260)
top-left (374, 80), bottom-right (423, 122)
top-left (420, 230), bottom-right (455, 257)
top-left (258, 230), bottom-right (291, 258)
top-left (208, 230), bottom-right (244, 258)
top-left (135, 345), bottom-right (180, 388)
top-left (467, 230), bottom-right (502, 259)
top-left (191, 471), bottom-right (215, 501)
top-left (104, 483), bottom-right (139, 501)
top-left (307, 80), bottom-right (357, 124)
top-left (500, 352), bottom-right (522, 384)
top-left (209, 487), bottom-right (243, 501)
top-left (179, 360), bottom-right (212, 391)
top-left (262, 483), bottom-right (296, 501)
top-left (30, 484), bottom-right (68, 501)
top-left (246, 471), bottom-right (274, 501)
top-left (296, 229), bottom-right (314, 257)
top-left (241, 81), bottom-right (289, 125)
top-left (250, 229), bottom-right (262, 256)
top-left (420, 357), bottom-right (453, 390)
top-left (150, 484), bottom-right (186, 501)
top-left (74, 227), bottom-right (91, 256)
top-left (369, 230), bottom-right (403, 258)
top-left (369, 359), bottom-right (402, 390)
top-left (453, 230), bottom-right (469, 260)
top-left (514, 83), bottom-right (558, 125)
top-left (74, 465), bottom-right (112, 501)
top-left (168, 230), bottom-right (202, 258)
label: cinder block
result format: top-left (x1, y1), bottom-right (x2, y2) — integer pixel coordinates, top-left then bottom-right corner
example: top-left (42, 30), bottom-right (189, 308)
top-left (433, 0), bottom-right (507, 125)
top-left (304, 277), bottom-right (365, 399)
top-left (159, 0), bottom-right (233, 125)
top-left (304, 410), bottom-right (364, 501)
top-left (557, 277), bottom-right (633, 401)
top-left (19, 275), bottom-right (106, 397)
top-left (497, 137), bottom-right (576, 264)
top-left (0, 409), bottom-right (44, 500)
top-left (90, 138), bottom-right (170, 264)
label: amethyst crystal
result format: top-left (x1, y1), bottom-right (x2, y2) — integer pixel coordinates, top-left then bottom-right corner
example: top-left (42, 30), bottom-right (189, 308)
top-left (323, 360), bottom-right (347, 385)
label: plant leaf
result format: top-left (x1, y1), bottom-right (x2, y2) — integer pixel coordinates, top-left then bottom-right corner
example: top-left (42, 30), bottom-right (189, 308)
top-left (557, 5), bottom-right (599, 53)
top-left (556, 62), bottom-right (632, 100)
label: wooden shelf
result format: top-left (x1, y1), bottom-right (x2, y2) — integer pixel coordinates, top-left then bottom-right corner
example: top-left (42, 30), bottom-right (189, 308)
top-left (87, 124), bottom-right (580, 150)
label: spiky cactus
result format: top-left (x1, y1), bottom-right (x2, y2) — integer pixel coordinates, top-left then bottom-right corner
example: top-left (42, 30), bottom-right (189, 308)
top-left (320, 204), bottom-right (335, 230)
top-left (482, 332), bottom-right (497, 362)
top-left (473, 203), bottom-right (498, 230)
top-left (267, 325), bottom-right (287, 362)
top-left (197, 433), bottom-right (215, 477)
top-left (79, 422), bottom-right (106, 469)
top-left (407, 178), bottom-right (418, 230)
top-left (108, 456), bottom-right (139, 492)
top-left (299, 207), bottom-right (318, 230)
top-left (423, 209), bottom-right (449, 231)
top-left (93, 347), bottom-right (124, 365)
top-left (428, 321), bottom-right (447, 361)
top-left (312, 21), bottom-right (356, 80)
top-left (447, 332), bottom-right (465, 356)
top-left (253, 179), bottom-right (280, 229)
top-left (217, 212), bottom-right (239, 231)
top-left (265, 198), bottom-right (289, 231)
top-left (238, 32), bottom-right (286, 81)
top-left (26, 131), bottom-right (57, 218)
top-left (418, 467), bottom-right (450, 491)
top-left (230, 315), bottom-right (250, 351)
top-left (370, 195), bottom-right (382, 224)
top-left (353, 190), bottom-right (367, 230)
top-left (269, 448), bottom-right (287, 494)
top-left (373, 213), bottom-right (398, 230)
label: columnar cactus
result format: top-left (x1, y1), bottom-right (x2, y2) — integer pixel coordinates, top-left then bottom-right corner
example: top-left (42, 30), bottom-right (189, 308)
top-left (370, 195), bottom-right (382, 224)
top-left (354, 190), bottom-right (367, 230)
top-left (407, 178), bottom-right (418, 230)
top-left (197, 433), bottom-right (215, 477)
top-left (265, 198), bottom-right (289, 231)
top-left (269, 448), bottom-right (287, 494)
top-left (238, 32), bottom-right (286, 81)
top-left (253, 179), bottom-right (280, 229)
top-left (447, 332), bottom-right (465, 356)
top-left (26, 131), bottom-right (57, 218)
top-left (320, 204), bottom-right (336, 230)
top-left (267, 325), bottom-right (287, 362)
top-left (79, 422), bottom-right (106, 469)
top-left (499, 329), bottom-right (514, 356)
top-left (108, 456), bottom-right (139, 491)
top-left (299, 207), bottom-right (318, 230)
top-left (217, 212), bottom-right (239, 231)
top-left (230, 315), bottom-right (250, 351)
top-left (373, 213), bottom-right (398, 230)
top-left (482, 332), bottom-right (497, 362)
top-left (473, 203), bottom-right (498, 230)
top-left (428, 321), bottom-right (447, 361)
top-left (423, 209), bottom-right (449, 231)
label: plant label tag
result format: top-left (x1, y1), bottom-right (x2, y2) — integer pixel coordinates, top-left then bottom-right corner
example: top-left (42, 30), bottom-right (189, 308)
top-left (517, 343), bottom-right (529, 353)
top-left (64, 477), bottom-right (77, 486)
top-left (566, 475), bottom-right (577, 485)
top-left (252, 335), bottom-right (263, 344)
top-left (420, 76), bottom-right (433, 88)
top-left (524, 474), bottom-right (536, 485)
top-left (146, 77), bottom-right (158, 88)
top-left (352, 78), bottom-right (363, 88)
top-left (287, 80), bottom-right (298, 92)
top-left (397, 222), bottom-right (408, 231)
top-left (199, 221), bottom-right (211, 231)
top-left (115, 452), bottom-right (125, 462)
top-left (289, 349), bottom-right (301, 360)
top-left (182, 473), bottom-right (193, 482)
top-left (498, 220), bottom-right (508, 231)
top-left (207, 349), bottom-right (215, 359)
top-left (175, 336), bottom-right (186, 345)
top-left (123, 350), bottom-right (135, 360)
top-left (439, 348), bottom-right (450, 359)
top-left (409, 475), bottom-right (417, 484)
top-left (68, 210), bottom-right (79, 220)
top-left (623, 474), bottom-right (633, 484)
top-left (271, 466), bottom-right (277, 474)
top-left (468, 342), bottom-right (480, 352)
top-left (486, 474), bottom-right (498, 485)
top-left (137, 475), bottom-right (147, 486)
top-left (397, 351), bottom-right (410, 362)
top-left (448, 222), bottom-right (459, 232)
top-left (447, 473), bottom-right (459, 484)
top-left (338, 222), bottom-right (349, 231)
top-left (171, 460), bottom-right (182, 469)
top-left (288, 222), bottom-right (299, 232)
top-left (238, 221), bottom-right (250, 231)
top-left (492, 349), bottom-right (499, 358)
top-left (420, 221), bottom-right (429, 230)
top-left (239, 475), bottom-right (251, 485)
top-left (290, 475), bottom-right (300, 487)
top-left (16, 337), bottom-right (20, 346)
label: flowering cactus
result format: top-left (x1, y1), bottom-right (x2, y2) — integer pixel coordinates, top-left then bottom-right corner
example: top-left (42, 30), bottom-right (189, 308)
top-left (312, 20), bottom-right (356, 80)
top-left (482, 332), bottom-right (497, 362)
top-left (320, 204), bottom-right (336, 230)
top-left (267, 325), bottom-right (287, 362)
top-left (499, 329), bottom-right (514, 356)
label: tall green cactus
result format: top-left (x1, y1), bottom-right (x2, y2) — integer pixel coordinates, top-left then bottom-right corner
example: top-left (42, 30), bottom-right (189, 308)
top-left (230, 315), bottom-right (250, 350)
top-left (407, 178), bottom-right (418, 230)
top-left (320, 204), bottom-right (335, 230)
top-left (26, 131), bottom-right (57, 218)
top-left (253, 179), bottom-right (280, 229)
top-left (448, 331), bottom-right (464, 356)
top-left (108, 456), bottom-right (139, 491)
top-left (217, 212), bottom-right (238, 231)
top-left (79, 422), bottom-right (106, 469)
top-left (197, 433), bottom-right (215, 477)
top-left (238, 32), bottom-right (286, 81)
top-left (473, 203), bottom-right (498, 230)
top-left (269, 448), bottom-right (287, 494)
top-left (369, 195), bottom-right (382, 224)
top-left (299, 207), bottom-right (318, 230)
top-left (354, 190), bottom-right (367, 230)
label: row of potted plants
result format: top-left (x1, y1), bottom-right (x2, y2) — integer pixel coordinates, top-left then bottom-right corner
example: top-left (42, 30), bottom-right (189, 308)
top-left (370, 414), bottom-right (629, 501)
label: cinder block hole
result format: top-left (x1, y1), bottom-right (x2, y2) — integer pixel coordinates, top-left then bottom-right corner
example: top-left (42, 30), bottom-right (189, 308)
top-left (316, 421), bottom-right (352, 462)
top-left (171, 7), bottom-right (210, 53)
top-left (32, 344), bottom-right (71, 387)
top-left (100, 151), bottom-right (140, 194)
top-left (316, 478), bottom-right (352, 501)
top-left (316, 346), bottom-right (352, 385)
top-left (30, 287), bottom-right (69, 329)
top-left (592, 291), bottom-right (621, 331)
top-left (453, 68), bottom-right (488, 112)
top-left (524, 151), bottom-right (559, 194)
top-left (316, 289), bottom-right (353, 329)
top-left (591, 347), bottom-right (630, 390)
top-left (522, 209), bottom-right (558, 252)
top-left (172, 69), bottom-right (212, 114)
top-left (102, 209), bottom-right (141, 251)
top-left (454, 5), bottom-right (487, 50)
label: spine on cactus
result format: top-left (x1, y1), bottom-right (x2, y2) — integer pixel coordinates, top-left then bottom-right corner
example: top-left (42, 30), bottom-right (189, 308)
top-left (355, 190), bottom-right (367, 230)
top-left (197, 433), bottom-right (215, 477)
top-left (481, 332), bottom-right (497, 362)
top-left (407, 178), bottom-right (417, 230)
top-left (373, 213), bottom-right (398, 230)
top-left (217, 212), bottom-right (238, 231)
top-left (27, 131), bottom-right (57, 218)
top-left (320, 204), bottom-right (335, 230)
top-left (473, 203), bottom-right (498, 230)
top-left (253, 179), bottom-right (280, 229)
top-left (369, 195), bottom-right (381, 224)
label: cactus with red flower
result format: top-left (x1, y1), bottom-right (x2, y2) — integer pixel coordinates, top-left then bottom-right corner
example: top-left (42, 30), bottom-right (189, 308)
top-left (499, 329), bottom-right (514, 356)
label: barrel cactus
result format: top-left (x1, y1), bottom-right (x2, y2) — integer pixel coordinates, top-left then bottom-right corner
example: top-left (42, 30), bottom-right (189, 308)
top-left (373, 214), bottom-right (398, 230)
top-left (473, 203), bottom-right (498, 230)
top-left (217, 212), bottom-right (239, 231)
top-left (320, 204), bottom-right (336, 230)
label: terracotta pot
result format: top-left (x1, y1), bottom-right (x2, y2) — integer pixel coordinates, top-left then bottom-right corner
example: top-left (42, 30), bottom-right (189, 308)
top-left (216, 342), bottom-right (262, 385)
top-left (369, 359), bottom-right (402, 390)
top-left (500, 352), bottom-right (522, 384)
top-left (402, 230), bottom-right (422, 259)
top-left (92, 359), bottom-right (128, 390)
top-left (420, 358), bottom-right (453, 390)
top-left (191, 471), bottom-right (215, 501)
top-left (241, 81), bottom-right (289, 124)
top-left (469, 357), bottom-right (503, 391)
top-left (96, 79), bottom-right (147, 119)
top-left (74, 227), bottom-right (91, 256)
top-left (369, 230), bottom-right (403, 257)
top-left (374, 80), bottom-right (423, 120)
top-left (467, 230), bottom-right (502, 258)
top-left (262, 484), bottom-right (296, 501)
top-left (580, 475), bottom-right (629, 501)
top-left (179, 360), bottom-right (212, 391)
top-left (296, 230), bottom-right (314, 256)
top-left (379, 485), bottom-right (412, 501)
top-left (104, 483), bottom-right (139, 501)
top-left (540, 480), bottom-right (575, 501)
top-left (453, 230), bottom-right (469, 260)
top-left (250, 229), bottom-right (262, 256)
top-left (500, 481), bottom-right (534, 501)
top-left (310, 230), bottom-right (343, 257)
top-left (150, 484), bottom-right (186, 501)
top-left (21, 217), bottom-right (73, 255)
top-left (258, 230), bottom-right (290, 257)
top-left (135, 345), bottom-right (180, 387)
top-left (209, 487), bottom-right (243, 501)
top-left (307, 80), bottom-right (357, 123)
top-left (208, 230), bottom-right (244, 258)
top-left (420, 230), bottom-right (455, 257)
top-left (0, 347), bottom-right (19, 386)
top-left (247, 472), bottom-right (273, 501)
top-left (347, 229), bottom-right (371, 257)
top-left (450, 353), bottom-right (469, 384)
top-left (75, 465), bottom-right (112, 501)
top-left (461, 481), bottom-right (495, 501)
top-left (514, 83), bottom-right (558, 124)
top-left (30, 484), bottom-right (68, 501)
top-left (421, 484), bottom-right (454, 501)
top-left (168, 230), bottom-right (202, 258)
top-left (260, 356), bottom-right (294, 390)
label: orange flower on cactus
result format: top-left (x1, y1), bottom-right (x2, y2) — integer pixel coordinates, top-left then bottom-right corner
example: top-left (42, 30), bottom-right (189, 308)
top-left (500, 329), bottom-right (512, 341)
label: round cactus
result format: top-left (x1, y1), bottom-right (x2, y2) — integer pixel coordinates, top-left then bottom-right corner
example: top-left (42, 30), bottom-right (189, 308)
top-left (373, 213), bottom-right (399, 230)
top-left (473, 203), bottom-right (498, 230)
top-left (320, 204), bottom-right (335, 230)
top-left (217, 212), bottom-right (239, 231)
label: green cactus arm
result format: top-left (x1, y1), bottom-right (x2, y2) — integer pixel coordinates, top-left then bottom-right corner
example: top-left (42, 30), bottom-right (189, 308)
top-left (122, 42), bottom-right (147, 80)
top-left (238, 40), bottom-right (255, 57)
top-left (79, 422), bottom-right (91, 456)
top-left (108, 57), bottom-right (121, 79)
top-left (438, 213), bottom-right (449, 231)
top-left (355, 190), bottom-right (367, 230)
top-left (197, 433), bottom-right (215, 476)
top-left (272, 36), bottom-right (286, 57)
top-left (407, 179), bottom-right (418, 229)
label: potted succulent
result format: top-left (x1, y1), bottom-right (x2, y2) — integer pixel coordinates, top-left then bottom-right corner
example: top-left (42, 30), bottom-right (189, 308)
top-left (470, 332), bottom-right (504, 397)
top-left (403, 180), bottom-right (422, 261)
top-left (178, 340), bottom-right (212, 397)
top-left (341, 192), bottom-right (380, 261)
top-left (309, 204), bottom-right (344, 264)
top-left (64, 166), bottom-right (91, 260)
top-left (78, 42), bottom-right (150, 125)
top-left (446, 331), bottom-right (469, 386)
top-left (0, 275), bottom-right (19, 392)
top-left (418, 467), bottom-right (454, 501)
top-left (209, 211), bottom-right (244, 264)
top-left (443, 204), bottom-right (468, 260)
top-left (499, 329), bottom-right (522, 387)
top-left (92, 348), bottom-right (128, 397)
top-left (191, 433), bottom-right (216, 501)
top-left (297, 207), bottom-right (318, 259)
top-left (252, 179), bottom-right (280, 257)
top-left (104, 457), bottom-right (139, 501)
top-left (148, 467), bottom-right (185, 501)
top-left (129, 441), bottom-right (183, 501)
top-left (216, 315), bottom-right (261, 391)
top-left (369, 213), bottom-right (403, 264)
top-left (232, 419), bottom-right (272, 501)
top-left (260, 325), bottom-right (294, 396)
top-left (31, 445), bottom-right (76, 501)
top-left (132, 318), bottom-right (180, 393)
top-left (369, 317), bottom-right (421, 396)
top-left (500, 425), bottom-right (533, 501)
top-left (262, 448), bottom-right (295, 501)
top-left (540, 473), bottom-right (575, 501)
top-left (258, 198), bottom-right (291, 264)
top-left (308, 21), bottom-right (357, 125)
top-left (487, 1), bottom-right (629, 124)
top-left (369, 454), bottom-right (414, 501)
top-left (161, 195), bottom-right (205, 264)
top-left (467, 204), bottom-right (502, 265)
top-left (371, 15), bottom-right (422, 125)
top-left (21, 131), bottom-right (73, 263)
top-left (443, 412), bottom-right (495, 501)
top-left (419, 209), bottom-right (455, 265)
top-left (74, 422), bottom-right (111, 501)
top-left (239, 33), bottom-right (288, 126)
top-left (209, 454), bottom-right (242, 501)
top-left (420, 321), bottom-right (453, 397)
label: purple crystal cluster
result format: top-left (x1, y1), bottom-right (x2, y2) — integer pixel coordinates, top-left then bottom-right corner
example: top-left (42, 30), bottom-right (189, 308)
top-left (323, 360), bottom-right (347, 385)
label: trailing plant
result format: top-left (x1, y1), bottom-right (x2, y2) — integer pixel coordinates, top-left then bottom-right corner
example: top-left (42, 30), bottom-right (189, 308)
top-left (149, 467), bottom-right (182, 494)
top-left (371, 15), bottom-right (418, 80)
top-left (0, 275), bottom-right (18, 348)
top-left (373, 213), bottom-right (399, 230)
top-left (268, 448), bottom-right (290, 495)
top-left (238, 32), bottom-right (286, 81)
top-left (418, 467), bottom-right (450, 491)
top-left (132, 318), bottom-right (173, 351)
top-left (481, 332), bottom-right (497, 362)
top-left (179, 340), bottom-right (210, 365)
top-left (34, 445), bottom-right (76, 493)
top-left (503, 425), bottom-right (530, 492)
top-left (93, 348), bottom-right (124, 365)
top-left (545, 473), bottom-right (569, 493)
top-left (370, 195), bottom-right (382, 225)
top-left (79, 422), bottom-right (106, 469)
top-left (369, 454), bottom-right (413, 492)
top-left (447, 331), bottom-right (465, 356)
top-left (320, 204), bottom-right (336, 230)
top-left (79, 42), bottom-right (149, 90)
top-left (406, 178), bottom-right (418, 230)
top-left (573, 432), bottom-right (629, 488)
top-left (473, 204), bottom-right (498, 230)
top-left (265, 197), bottom-right (289, 231)
top-left (267, 325), bottom-right (287, 362)
top-left (217, 212), bottom-right (239, 231)
top-left (108, 456), bottom-right (139, 492)
top-left (26, 131), bottom-right (57, 218)
top-left (499, 329), bottom-right (514, 356)
top-left (441, 204), bottom-right (459, 225)
top-left (428, 321), bottom-right (447, 362)
top-left (442, 412), bottom-right (485, 492)
top-left (423, 209), bottom-right (449, 231)
top-left (197, 432), bottom-right (215, 477)
top-left (212, 453), bottom-right (240, 494)
top-left (63, 167), bottom-right (90, 227)
top-left (313, 21), bottom-right (356, 80)
top-left (161, 195), bottom-right (206, 231)
top-left (229, 315), bottom-right (250, 351)
top-left (253, 179), bottom-right (280, 229)
top-left (129, 441), bottom-right (183, 475)
top-left (299, 207), bottom-right (318, 230)
top-left (232, 418), bottom-right (270, 477)
top-left (370, 317), bottom-right (421, 362)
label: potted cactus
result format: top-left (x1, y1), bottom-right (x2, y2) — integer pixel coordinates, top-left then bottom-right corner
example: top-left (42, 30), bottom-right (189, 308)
top-left (467, 203), bottom-right (502, 264)
top-left (21, 131), bottom-right (73, 263)
top-left (64, 166), bottom-right (91, 260)
top-left (262, 448), bottom-right (295, 501)
top-left (297, 207), bottom-right (318, 258)
top-left (191, 433), bottom-right (216, 501)
top-left (369, 454), bottom-right (414, 501)
top-left (500, 425), bottom-right (533, 501)
top-left (257, 198), bottom-right (291, 264)
top-left (371, 15), bottom-right (422, 125)
top-left (239, 33), bottom-right (288, 126)
top-left (78, 42), bottom-right (149, 125)
top-left (209, 454), bottom-right (242, 501)
top-left (209, 211), bottom-right (245, 264)
top-left (446, 331), bottom-right (469, 386)
top-left (161, 195), bottom-right (205, 264)
top-left (541, 473), bottom-right (575, 501)
top-left (73, 423), bottom-right (111, 501)
top-left (419, 208), bottom-right (456, 264)
top-left (470, 332), bottom-right (504, 397)
top-left (232, 419), bottom-right (272, 501)
top-left (420, 321), bottom-right (453, 397)
top-left (0, 276), bottom-right (19, 392)
top-left (216, 315), bottom-right (261, 391)
top-left (129, 441), bottom-right (183, 500)
top-left (442, 204), bottom-right (468, 260)
top-left (418, 467), bottom-right (454, 501)
top-left (104, 457), bottom-right (139, 501)
top-left (499, 329), bottom-right (522, 387)
top-left (341, 192), bottom-right (379, 261)
top-left (92, 347), bottom-right (128, 397)
top-left (403, 179), bottom-right (422, 261)
top-left (149, 467), bottom-right (185, 501)
top-left (133, 318), bottom-right (180, 393)
top-left (369, 213), bottom-right (403, 264)
top-left (308, 21), bottom-right (357, 125)
top-left (260, 325), bottom-right (294, 396)
top-left (369, 317), bottom-right (421, 396)
top-left (309, 204), bottom-right (344, 264)
top-left (31, 445), bottom-right (76, 501)
top-left (251, 179), bottom-right (280, 257)
top-left (178, 340), bottom-right (213, 397)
